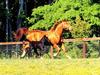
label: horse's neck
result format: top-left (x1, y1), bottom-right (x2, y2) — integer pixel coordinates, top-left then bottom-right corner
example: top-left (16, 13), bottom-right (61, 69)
top-left (49, 25), bottom-right (55, 31)
top-left (55, 24), bottom-right (63, 36)
top-left (18, 29), bottom-right (27, 38)
top-left (49, 22), bottom-right (58, 31)
top-left (49, 23), bottom-right (63, 36)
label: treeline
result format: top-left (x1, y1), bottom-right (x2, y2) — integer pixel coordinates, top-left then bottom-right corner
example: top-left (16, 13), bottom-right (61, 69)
top-left (26, 0), bottom-right (100, 58)
top-left (27, 0), bottom-right (100, 38)
top-left (0, 0), bottom-right (100, 41)
top-left (0, 0), bottom-right (54, 41)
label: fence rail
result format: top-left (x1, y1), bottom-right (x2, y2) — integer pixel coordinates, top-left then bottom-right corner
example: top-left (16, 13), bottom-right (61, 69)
top-left (62, 37), bottom-right (100, 42)
top-left (0, 37), bottom-right (99, 45)
top-left (62, 37), bottom-right (100, 58)
top-left (0, 42), bottom-right (22, 45)
top-left (0, 37), bottom-right (100, 58)
top-left (0, 41), bottom-right (29, 45)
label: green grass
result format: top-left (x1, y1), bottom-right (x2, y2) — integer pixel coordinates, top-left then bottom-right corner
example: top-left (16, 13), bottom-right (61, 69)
top-left (0, 58), bottom-right (100, 75)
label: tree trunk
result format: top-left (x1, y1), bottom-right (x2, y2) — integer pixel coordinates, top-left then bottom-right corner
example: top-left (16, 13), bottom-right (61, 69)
top-left (5, 0), bottom-right (9, 42)
top-left (17, 0), bottom-right (24, 28)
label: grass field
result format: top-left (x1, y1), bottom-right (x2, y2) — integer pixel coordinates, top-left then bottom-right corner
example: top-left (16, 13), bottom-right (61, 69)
top-left (0, 58), bottom-right (100, 75)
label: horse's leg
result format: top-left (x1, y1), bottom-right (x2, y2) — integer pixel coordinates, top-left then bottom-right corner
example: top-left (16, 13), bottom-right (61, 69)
top-left (50, 46), bottom-right (53, 59)
top-left (38, 38), bottom-right (47, 57)
top-left (61, 43), bottom-right (66, 53)
top-left (38, 42), bottom-right (44, 55)
top-left (27, 44), bottom-right (33, 58)
top-left (61, 43), bottom-right (71, 59)
top-left (34, 47), bottom-right (40, 58)
top-left (37, 43), bottom-right (45, 59)
top-left (21, 42), bottom-right (30, 58)
top-left (53, 44), bottom-right (60, 57)
top-left (21, 47), bottom-right (29, 58)
top-left (32, 43), bottom-right (39, 58)
top-left (39, 38), bottom-right (51, 58)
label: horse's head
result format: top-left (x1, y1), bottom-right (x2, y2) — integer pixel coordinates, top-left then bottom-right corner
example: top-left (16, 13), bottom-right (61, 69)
top-left (61, 20), bottom-right (72, 31)
top-left (12, 27), bottom-right (28, 41)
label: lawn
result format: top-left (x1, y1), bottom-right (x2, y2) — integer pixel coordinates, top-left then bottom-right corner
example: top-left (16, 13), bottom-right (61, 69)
top-left (0, 58), bottom-right (100, 75)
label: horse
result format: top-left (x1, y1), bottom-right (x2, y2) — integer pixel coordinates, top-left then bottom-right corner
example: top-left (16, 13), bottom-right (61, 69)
top-left (13, 20), bottom-right (72, 59)
top-left (45, 20), bottom-right (72, 58)
top-left (13, 27), bottom-right (49, 58)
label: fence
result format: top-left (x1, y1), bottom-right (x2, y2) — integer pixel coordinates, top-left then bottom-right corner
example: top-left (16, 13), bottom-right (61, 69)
top-left (0, 37), bottom-right (100, 58)
top-left (62, 37), bottom-right (100, 58)
top-left (0, 42), bottom-right (22, 58)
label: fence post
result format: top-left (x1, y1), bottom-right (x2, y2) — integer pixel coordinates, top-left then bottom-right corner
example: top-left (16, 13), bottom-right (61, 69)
top-left (82, 41), bottom-right (87, 58)
top-left (98, 40), bottom-right (100, 57)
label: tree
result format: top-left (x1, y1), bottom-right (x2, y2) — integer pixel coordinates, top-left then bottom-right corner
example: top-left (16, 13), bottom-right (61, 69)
top-left (27, 0), bottom-right (100, 38)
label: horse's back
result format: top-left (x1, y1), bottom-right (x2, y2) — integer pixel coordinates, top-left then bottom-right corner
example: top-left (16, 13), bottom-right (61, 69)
top-left (26, 30), bottom-right (46, 41)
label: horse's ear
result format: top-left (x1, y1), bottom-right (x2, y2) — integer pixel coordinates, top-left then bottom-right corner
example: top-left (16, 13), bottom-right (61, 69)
top-left (54, 20), bottom-right (58, 23)
top-left (54, 20), bottom-right (59, 25)
top-left (62, 19), bottom-right (67, 22)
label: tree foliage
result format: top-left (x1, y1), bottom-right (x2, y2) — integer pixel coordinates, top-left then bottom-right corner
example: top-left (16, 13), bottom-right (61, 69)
top-left (71, 16), bottom-right (90, 38)
top-left (27, 0), bottom-right (100, 38)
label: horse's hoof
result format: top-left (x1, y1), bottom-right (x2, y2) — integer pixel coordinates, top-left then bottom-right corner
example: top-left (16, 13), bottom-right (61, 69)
top-left (53, 53), bottom-right (57, 57)
top-left (66, 55), bottom-right (72, 59)
top-left (20, 56), bottom-right (24, 59)
top-left (40, 57), bottom-right (43, 59)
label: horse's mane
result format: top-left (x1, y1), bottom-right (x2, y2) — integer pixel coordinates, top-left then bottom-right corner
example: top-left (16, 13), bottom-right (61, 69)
top-left (32, 30), bottom-right (44, 32)
top-left (15, 27), bottom-right (28, 38)
top-left (50, 20), bottom-right (67, 31)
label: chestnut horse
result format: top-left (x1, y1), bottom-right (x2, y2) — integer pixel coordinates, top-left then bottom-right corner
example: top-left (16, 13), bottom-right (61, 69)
top-left (46, 20), bottom-right (72, 58)
top-left (13, 27), bottom-right (48, 58)
top-left (13, 20), bottom-right (72, 58)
